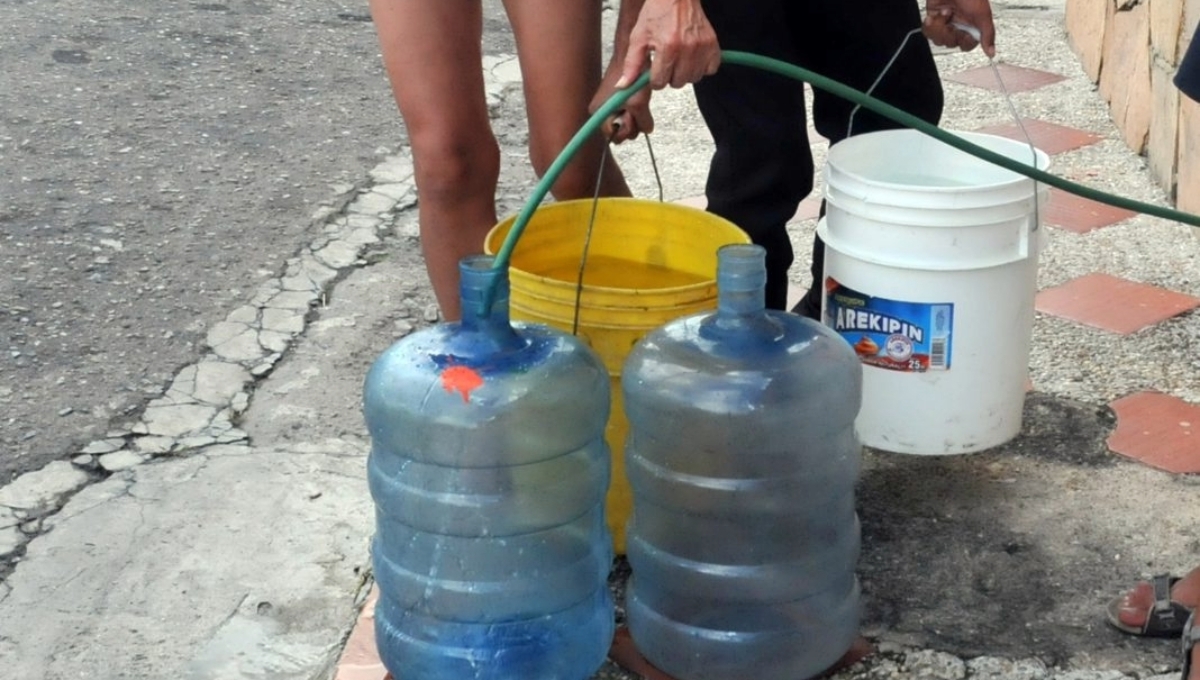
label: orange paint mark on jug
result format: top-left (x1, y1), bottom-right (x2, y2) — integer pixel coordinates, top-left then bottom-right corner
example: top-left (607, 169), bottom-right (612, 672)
top-left (441, 364), bottom-right (484, 403)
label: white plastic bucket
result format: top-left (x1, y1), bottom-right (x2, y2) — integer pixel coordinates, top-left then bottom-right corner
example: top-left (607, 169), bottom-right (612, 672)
top-left (818, 129), bottom-right (1049, 455)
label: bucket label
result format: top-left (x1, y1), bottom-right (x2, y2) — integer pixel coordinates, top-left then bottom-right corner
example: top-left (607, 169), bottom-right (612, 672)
top-left (824, 278), bottom-right (953, 372)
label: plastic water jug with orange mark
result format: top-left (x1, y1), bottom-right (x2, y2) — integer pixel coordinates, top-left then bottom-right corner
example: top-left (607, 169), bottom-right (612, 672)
top-left (362, 255), bottom-right (614, 680)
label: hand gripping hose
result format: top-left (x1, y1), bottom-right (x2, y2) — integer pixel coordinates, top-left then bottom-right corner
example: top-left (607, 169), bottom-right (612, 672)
top-left (484, 50), bottom-right (1200, 312)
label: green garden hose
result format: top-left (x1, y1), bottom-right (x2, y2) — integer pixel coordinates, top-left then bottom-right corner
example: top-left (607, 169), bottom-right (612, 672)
top-left (486, 50), bottom-right (1200, 309)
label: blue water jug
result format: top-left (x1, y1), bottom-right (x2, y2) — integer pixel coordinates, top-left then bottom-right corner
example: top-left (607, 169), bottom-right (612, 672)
top-left (362, 256), bottom-right (615, 680)
top-left (622, 244), bottom-right (863, 680)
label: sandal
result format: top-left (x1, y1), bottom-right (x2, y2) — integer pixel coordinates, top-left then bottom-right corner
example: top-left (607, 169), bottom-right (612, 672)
top-left (1107, 574), bottom-right (1195, 638)
top-left (1184, 612), bottom-right (1198, 679)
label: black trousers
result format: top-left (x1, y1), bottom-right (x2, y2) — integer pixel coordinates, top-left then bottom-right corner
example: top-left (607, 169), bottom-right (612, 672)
top-left (694, 0), bottom-right (945, 317)
top-left (1177, 24), bottom-right (1200, 102)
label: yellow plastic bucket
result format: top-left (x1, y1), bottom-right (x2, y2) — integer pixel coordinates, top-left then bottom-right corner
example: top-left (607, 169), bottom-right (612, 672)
top-left (486, 197), bottom-right (750, 552)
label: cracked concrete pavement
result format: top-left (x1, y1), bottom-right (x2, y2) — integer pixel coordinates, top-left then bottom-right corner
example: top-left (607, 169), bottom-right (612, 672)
top-left (0, 146), bottom-right (430, 678)
top-left (0, 34), bottom-right (527, 676)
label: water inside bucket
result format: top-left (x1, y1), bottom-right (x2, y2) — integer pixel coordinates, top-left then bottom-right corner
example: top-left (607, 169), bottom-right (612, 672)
top-left (534, 254), bottom-right (710, 289)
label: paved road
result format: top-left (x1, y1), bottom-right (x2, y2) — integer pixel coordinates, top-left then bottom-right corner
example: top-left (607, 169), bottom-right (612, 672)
top-left (0, 0), bottom-right (414, 481)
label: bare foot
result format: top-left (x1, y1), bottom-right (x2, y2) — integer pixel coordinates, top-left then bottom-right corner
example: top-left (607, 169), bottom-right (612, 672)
top-left (1116, 567), bottom-right (1200, 630)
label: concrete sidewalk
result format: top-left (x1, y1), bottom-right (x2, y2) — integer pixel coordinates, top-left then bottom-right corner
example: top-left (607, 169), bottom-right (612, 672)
top-left (1, 1), bottom-right (1198, 679)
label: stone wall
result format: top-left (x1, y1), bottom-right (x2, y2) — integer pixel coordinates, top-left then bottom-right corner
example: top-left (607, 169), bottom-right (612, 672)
top-left (1066, 0), bottom-right (1199, 212)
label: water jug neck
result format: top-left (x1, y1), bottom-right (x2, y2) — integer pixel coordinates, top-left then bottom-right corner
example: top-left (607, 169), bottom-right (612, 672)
top-left (716, 244), bottom-right (768, 319)
top-left (458, 256), bottom-right (524, 349)
top-left (702, 244), bottom-right (784, 343)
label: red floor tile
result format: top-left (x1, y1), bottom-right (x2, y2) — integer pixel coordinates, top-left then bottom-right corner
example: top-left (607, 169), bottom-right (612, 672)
top-left (610, 626), bottom-right (874, 679)
top-left (1044, 188), bottom-right (1139, 234)
top-left (787, 284), bottom-right (806, 310)
top-left (974, 118), bottom-right (1103, 155)
top-left (1108, 392), bottom-right (1200, 473)
top-left (610, 628), bottom-right (679, 680)
top-left (345, 599), bottom-right (877, 679)
top-left (1035, 273), bottom-right (1200, 334)
top-left (792, 196), bottom-right (823, 223)
top-left (334, 587), bottom-right (388, 680)
top-left (945, 63), bottom-right (1067, 92)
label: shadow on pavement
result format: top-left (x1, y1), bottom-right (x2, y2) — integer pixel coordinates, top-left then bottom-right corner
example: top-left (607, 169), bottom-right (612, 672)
top-left (857, 392), bottom-right (1180, 671)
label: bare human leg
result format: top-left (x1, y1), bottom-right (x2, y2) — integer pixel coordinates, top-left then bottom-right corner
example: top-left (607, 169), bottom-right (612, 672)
top-left (1116, 566), bottom-right (1200, 633)
top-left (504, 0), bottom-right (630, 201)
top-left (370, 0), bottom-right (499, 321)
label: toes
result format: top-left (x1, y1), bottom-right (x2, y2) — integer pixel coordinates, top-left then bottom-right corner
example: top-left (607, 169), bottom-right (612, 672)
top-left (1116, 581), bottom-right (1156, 627)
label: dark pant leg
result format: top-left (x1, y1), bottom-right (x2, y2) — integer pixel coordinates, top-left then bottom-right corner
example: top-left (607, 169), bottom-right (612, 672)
top-left (693, 0), bottom-right (809, 311)
top-left (1176, 23), bottom-right (1200, 101)
top-left (791, 0), bottom-right (945, 320)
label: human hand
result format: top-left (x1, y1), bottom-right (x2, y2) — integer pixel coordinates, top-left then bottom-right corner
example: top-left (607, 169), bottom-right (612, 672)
top-left (591, 57), bottom-right (654, 144)
top-left (924, 0), bottom-right (996, 58)
top-left (615, 0), bottom-right (720, 91)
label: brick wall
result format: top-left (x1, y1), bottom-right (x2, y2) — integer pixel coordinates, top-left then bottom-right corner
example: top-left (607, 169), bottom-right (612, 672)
top-left (1066, 0), bottom-right (1200, 212)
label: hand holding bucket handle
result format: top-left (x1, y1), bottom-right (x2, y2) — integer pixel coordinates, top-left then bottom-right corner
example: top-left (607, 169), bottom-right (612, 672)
top-left (923, 0), bottom-right (996, 57)
top-left (591, 0), bottom-right (720, 144)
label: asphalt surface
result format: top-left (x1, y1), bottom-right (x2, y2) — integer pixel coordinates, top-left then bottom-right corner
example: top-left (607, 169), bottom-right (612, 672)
top-left (0, 0), bottom-right (411, 482)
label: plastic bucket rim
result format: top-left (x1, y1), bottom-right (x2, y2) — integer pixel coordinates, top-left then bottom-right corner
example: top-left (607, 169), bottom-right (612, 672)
top-left (485, 197), bottom-right (751, 297)
top-left (822, 195), bottom-right (1047, 227)
top-left (815, 217), bottom-right (1040, 271)
top-left (826, 129), bottom-right (1050, 195)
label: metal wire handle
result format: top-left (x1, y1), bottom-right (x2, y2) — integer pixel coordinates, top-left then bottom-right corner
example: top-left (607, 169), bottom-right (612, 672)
top-left (848, 23), bottom-right (1041, 231)
top-left (572, 126), bottom-right (665, 335)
